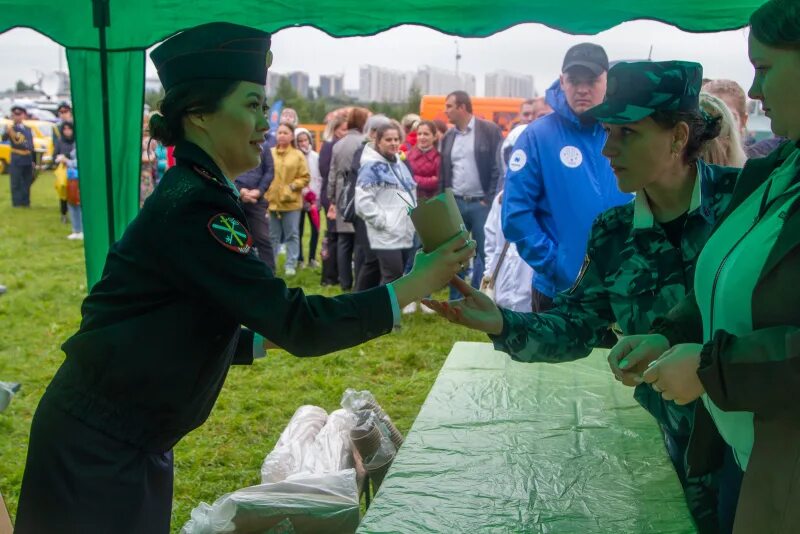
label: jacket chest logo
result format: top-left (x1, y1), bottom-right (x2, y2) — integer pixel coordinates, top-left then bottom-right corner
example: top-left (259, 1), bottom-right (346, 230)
top-left (207, 213), bottom-right (253, 254)
top-left (560, 146), bottom-right (583, 168)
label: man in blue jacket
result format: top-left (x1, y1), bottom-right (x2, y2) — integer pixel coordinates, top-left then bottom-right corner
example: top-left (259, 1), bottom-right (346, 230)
top-left (502, 43), bottom-right (633, 311)
top-left (235, 140), bottom-right (275, 270)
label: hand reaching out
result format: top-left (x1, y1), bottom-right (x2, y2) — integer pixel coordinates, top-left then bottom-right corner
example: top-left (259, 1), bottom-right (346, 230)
top-left (423, 276), bottom-right (504, 335)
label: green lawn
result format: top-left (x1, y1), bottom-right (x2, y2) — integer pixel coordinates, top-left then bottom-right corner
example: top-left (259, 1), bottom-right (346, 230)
top-left (0, 171), bottom-right (485, 531)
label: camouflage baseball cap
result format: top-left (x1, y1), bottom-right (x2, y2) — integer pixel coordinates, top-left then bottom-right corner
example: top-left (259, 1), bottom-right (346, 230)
top-left (586, 61), bottom-right (703, 124)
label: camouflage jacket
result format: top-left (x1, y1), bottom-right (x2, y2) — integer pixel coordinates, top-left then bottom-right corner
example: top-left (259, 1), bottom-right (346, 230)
top-left (491, 160), bottom-right (738, 361)
top-left (490, 161), bottom-right (739, 433)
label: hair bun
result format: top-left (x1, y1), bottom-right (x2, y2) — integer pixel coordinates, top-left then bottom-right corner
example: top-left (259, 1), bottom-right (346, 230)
top-left (700, 110), bottom-right (723, 142)
top-left (148, 113), bottom-right (178, 146)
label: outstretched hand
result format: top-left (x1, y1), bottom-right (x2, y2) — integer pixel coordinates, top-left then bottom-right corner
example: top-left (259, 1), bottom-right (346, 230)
top-left (423, 276), bottom-right (504, 335)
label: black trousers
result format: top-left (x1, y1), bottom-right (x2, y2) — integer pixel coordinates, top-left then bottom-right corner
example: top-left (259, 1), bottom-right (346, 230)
top-left (16, 395), bottom-right (174, 534)
top-left (321, 229), bottom-right (339, 285)
top-left (9, 164), bottom-right (33, 207)
top-left (374, 248), bottom-right (413, 285)
top-left (354, 217), bottom-right (380, 291)
top-left (297, 209), bottom-right (319, 264)
top-left (241, 201), bottom-right (275, 272)
top-left (337, 231), bottom-right (355, 290)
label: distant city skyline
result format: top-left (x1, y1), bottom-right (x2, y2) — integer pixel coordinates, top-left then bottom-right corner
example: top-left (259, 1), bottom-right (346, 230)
top-left (0, 21), bottom-right (755, 101)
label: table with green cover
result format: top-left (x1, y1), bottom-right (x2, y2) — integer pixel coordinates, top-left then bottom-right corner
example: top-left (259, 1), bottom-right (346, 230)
top-left (358, 342), bottom-right (695, 533)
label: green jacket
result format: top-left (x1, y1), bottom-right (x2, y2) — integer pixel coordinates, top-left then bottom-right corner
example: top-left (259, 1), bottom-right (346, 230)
top-left (490, 160), bottom-right (739, 433)
top-left (652, 141), bottom-right (800, 533)
top-left (46, 140), bottom-right (394, 453)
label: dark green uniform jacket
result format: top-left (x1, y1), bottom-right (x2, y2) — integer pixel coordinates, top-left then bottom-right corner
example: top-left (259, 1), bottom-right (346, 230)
top-left (490, 160), bottom-right (739, 434)
top-left (46, 140), bottom-right (394, 453)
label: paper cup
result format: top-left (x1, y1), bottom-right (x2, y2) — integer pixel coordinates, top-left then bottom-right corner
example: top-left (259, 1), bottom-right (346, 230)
top-left (409, 189), bottom-right (466, 252)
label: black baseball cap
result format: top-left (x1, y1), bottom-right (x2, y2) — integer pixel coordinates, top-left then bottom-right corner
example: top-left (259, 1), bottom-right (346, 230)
top-left (562, 43), bottom-right (609, 76)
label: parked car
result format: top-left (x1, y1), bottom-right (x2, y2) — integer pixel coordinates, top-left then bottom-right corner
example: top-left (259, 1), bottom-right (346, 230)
top-left (1, 119), bottom-right (55, 168)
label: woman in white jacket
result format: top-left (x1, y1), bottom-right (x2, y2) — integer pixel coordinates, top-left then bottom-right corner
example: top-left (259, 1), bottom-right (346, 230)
top-left (355, 123), bottom-right (417, 285)
top-left (482, 191), bottom-right (533, 312)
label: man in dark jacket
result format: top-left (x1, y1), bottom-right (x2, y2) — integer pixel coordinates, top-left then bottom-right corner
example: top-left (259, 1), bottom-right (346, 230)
top-left (2, 104), bottom-right (36, 207)
top-left (440, 90), bottom-right (503, 296)
top-left (235, 141), bottom-right (275, 270)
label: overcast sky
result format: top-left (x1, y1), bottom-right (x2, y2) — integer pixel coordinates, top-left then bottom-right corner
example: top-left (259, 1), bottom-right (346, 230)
top-left (0, 21), bottom-right (754, 97)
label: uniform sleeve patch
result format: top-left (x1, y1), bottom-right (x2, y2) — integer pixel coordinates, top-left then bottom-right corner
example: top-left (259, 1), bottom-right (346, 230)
top-left (207, 213), bottom-right (253, 254)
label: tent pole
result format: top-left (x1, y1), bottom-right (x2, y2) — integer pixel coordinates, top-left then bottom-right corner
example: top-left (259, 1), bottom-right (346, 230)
top-left (93, 0), bottom-right (116, 246)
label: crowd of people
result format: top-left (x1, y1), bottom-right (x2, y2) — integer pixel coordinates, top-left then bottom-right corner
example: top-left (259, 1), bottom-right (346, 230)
top-left (6, 1), bottom-right (799, 531)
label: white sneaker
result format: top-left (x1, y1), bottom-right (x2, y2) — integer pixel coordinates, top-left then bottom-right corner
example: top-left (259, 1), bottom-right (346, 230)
top-left (67, 232), bottom-right (82, 240)
top-left (420, 302), bottom-right (436, 314)
top-left (284, 267), bottom-right (296, 276)
top-left (75, 232), bottom-right (84, 240)
top-left (402, 302), bottom-right (418, 314)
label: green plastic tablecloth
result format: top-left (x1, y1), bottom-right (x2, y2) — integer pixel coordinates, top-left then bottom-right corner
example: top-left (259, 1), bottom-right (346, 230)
top-left (358, 342), bottom-right (695, 533)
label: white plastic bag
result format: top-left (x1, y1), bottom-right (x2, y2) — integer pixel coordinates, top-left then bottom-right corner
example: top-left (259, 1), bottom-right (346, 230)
top-left (261, 406), bottom-right (328, 483)
top-left (181, 470), bottom-right (359, 534)
top-left (300, 409), bottom-right (356, 474)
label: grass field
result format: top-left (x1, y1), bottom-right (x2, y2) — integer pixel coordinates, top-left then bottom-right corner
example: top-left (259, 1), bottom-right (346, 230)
top-left (0, 171), bottom-right (485, 531)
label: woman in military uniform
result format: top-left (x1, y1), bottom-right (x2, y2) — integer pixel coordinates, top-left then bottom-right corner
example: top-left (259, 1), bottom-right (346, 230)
top-left (424, 61), bottom-right (742, 533)
top-left (14, 22), bottom-right (474, 533)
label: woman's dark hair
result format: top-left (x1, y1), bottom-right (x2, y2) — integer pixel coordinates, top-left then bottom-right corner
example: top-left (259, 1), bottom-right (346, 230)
top-left (346, 107), bottom-right (370, 132)
top-left (61, 121), bottom-right (75, 139)
top-left (651, 109), bottom-right (722, 164)
top-left (375, 123), bottom-right (401, 144)
top-left (148, 79), bottom-right (240, 146)
top-left (276, 121), bottom-right (297, 148)
top-left (417, 120), bottom-right (437, 137)
top-left (750, 0), bottom-right (800, 50)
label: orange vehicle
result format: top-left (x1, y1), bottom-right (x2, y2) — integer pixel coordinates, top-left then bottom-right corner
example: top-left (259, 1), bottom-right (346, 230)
top-left (419, 95), bottom-right (525, 135)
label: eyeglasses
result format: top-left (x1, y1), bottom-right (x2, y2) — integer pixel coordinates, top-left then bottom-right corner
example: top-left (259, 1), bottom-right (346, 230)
top-left (11, 110), bottom-right (23, 116)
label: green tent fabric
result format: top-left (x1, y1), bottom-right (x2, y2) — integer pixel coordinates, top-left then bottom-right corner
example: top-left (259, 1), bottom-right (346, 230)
top-left (0, 0), bottom-right (765, 286)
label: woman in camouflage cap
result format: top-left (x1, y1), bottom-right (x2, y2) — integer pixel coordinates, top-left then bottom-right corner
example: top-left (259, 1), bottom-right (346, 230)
top-left (426, 60), bottom-right (743, 532)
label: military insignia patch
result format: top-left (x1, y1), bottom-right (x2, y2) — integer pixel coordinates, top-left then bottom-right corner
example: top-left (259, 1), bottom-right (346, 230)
top-left (208, 213), bottom-right (253, 254)
top-left (569, 254), bottom-right (591, 294)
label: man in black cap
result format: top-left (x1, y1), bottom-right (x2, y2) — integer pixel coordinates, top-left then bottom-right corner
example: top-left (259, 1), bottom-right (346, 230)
top-left (52, 100), bottom-right (73, 143)
top-left (501, 43), bottom-right (633, 312)
top-left (14, 21), bottom-right (473, 534)
top-left (2, 104), bottom-right (35, 207)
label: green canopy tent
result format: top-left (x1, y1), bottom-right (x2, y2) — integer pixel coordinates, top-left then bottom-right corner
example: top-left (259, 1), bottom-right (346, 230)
top-left (0, 0), bottom-right (764, 286)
